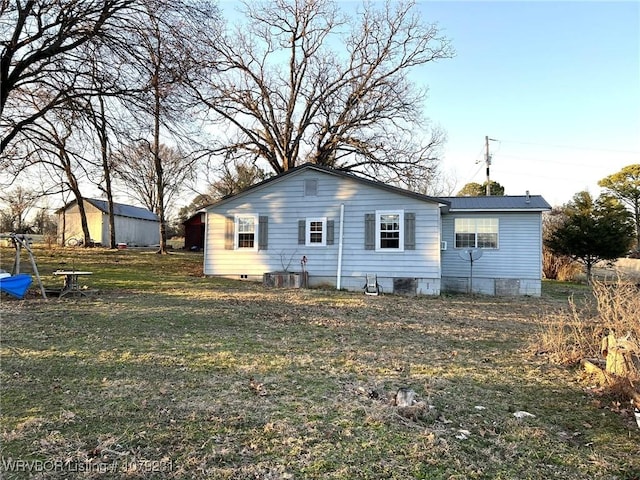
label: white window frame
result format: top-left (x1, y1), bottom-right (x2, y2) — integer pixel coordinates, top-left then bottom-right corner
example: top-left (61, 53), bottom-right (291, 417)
top-left (306, 217), bottom-right (326, 246)
top-left (454, 218), bottom-right (499, 249)
top-left (376, 210), bottom-right (404, 252)
top-left (235, 214), bottom-right (259, 250)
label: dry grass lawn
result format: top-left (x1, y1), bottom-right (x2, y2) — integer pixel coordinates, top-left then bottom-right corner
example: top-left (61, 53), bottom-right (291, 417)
top-left (1, 247), bottom-right (639, 479)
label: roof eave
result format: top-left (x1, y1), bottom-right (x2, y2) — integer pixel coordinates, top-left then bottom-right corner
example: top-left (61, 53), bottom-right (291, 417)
top-left (206, 163), bottom-right (451, 209)
top-left (447, 208), bottom-right (551, 213)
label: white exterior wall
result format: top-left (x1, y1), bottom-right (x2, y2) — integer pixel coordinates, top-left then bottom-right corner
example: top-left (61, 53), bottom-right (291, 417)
top-left (58, 203), bottom-right (104, 245)
top-left (110, 214), bottom-right (160, 246)
top-left (440, 211), bottom-right (544, 296)
top-left (204, 169), bottom-right (442, 294)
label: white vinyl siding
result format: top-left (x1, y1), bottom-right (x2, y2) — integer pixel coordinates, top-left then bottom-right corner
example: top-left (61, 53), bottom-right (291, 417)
top-left (204, 168), bottom-right (442, 293)
top-left (443, 212), bottom-right (542, 279)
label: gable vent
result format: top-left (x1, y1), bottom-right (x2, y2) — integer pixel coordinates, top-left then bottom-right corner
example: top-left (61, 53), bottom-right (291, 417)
top-left (304, 179), bottom-right (318, 196)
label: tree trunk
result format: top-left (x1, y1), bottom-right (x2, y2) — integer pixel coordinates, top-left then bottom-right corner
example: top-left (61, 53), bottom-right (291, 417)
top-left (585, 259), bottom-right (594, 284)
top-left (635, 201), bottom-right (640, 250)
top-left (106, 188), bottom-right (116, 249)
top-left (60, 209), bottom-right (66, 246)
top-left (62, 152), bottom-right (91, 247)
top-left (96, 95), bottom-right (117, 249)
top-left (75, 194), bottom-right (91, 247)
top-left (601, 332), bottom-right (640, 378)
top-left (583, 332), bottom-right (640, 409)
top-left (152, 67), bottom-right (167, 254)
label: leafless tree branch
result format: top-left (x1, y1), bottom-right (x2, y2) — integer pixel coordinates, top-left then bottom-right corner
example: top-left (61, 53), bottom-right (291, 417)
top-left (189, 0), bottom-right (453, 188)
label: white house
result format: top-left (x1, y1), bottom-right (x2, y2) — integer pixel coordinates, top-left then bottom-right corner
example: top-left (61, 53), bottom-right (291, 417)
top-left (57, 198), bottom-right (160, 247)
top-left (203, 164), bottom-right (551, 296)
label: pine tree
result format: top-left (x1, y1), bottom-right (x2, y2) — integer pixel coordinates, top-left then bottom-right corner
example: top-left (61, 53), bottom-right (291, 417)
top-left (545, 191), bottom-right (634, 282)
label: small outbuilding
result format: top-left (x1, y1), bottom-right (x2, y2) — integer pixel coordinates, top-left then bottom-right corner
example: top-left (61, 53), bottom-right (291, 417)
top-left (57, 198), bottom-right (160, 247)
top-left (183, 211), bottom-right (206, 251)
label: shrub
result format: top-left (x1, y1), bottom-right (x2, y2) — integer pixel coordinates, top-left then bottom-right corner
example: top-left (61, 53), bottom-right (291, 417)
top-left (592, 279), bottom-right (640, 343)
top-left (537, 297), bottom-right (601, 365)
top-left (542, 250), bottom-right (582, 281)
top-left (537, 278), bottom-right (639, 383)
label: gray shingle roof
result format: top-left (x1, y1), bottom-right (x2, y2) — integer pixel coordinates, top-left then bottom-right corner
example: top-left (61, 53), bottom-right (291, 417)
top-left (85, 199), bottom-right (159, 221)
top-left (439, 195), bottom-right (551, 211)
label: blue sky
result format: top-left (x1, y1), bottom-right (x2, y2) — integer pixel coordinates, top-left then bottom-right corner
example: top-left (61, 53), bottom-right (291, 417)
top-left (412, 0), bottom-right (640, 205)
top-left (218, 0), bottom-right (639, 206)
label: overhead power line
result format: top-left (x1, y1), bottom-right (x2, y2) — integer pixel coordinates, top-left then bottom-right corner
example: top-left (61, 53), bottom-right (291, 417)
top-left (499, 139), bottom-right (640, 154)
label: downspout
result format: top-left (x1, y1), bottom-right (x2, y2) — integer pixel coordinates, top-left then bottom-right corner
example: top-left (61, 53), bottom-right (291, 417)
top-left (336, 204), bottom-right (345, 290)
top-left (203, 210), bottom-right (209, 275)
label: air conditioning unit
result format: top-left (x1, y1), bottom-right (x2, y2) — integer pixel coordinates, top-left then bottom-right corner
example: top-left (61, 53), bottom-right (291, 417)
top-left (440, 241), bottom-right (447, 251)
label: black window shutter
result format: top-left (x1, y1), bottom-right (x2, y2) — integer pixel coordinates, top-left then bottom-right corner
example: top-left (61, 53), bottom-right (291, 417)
top-left (258, 216), bottom-right (268, 250)
top-left (225, 216), bottom-right (234, 250)
top-left (364, 213), bottom-right (375, 250)
top-left (298, 220), bottom-right (306, 245)
top-left (326, 220), bottom-right (335, 245)
top-left (404, 212), bottom-right (415, 250)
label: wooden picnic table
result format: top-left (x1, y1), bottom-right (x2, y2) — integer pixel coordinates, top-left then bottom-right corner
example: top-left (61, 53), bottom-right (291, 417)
top-left (53, 270), bottom-right (93, 298)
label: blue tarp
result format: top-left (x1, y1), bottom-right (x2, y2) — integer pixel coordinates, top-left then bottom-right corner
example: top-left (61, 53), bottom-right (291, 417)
top-left (0, 274), bottom-right (33, 299)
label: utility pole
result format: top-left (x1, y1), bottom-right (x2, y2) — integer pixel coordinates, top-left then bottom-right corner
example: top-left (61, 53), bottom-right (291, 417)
top-left (485, 136), bottom-right (497, 196)
top-left (485, 135), bottom-right (491, 196)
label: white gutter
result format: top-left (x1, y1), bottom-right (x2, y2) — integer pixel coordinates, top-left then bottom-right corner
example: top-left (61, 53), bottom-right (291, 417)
top-left (336, 204), bottom-right (345, 290)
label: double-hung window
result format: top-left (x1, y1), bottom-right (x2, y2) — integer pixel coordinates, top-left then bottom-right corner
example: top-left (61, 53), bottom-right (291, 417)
top-left (225, 214), bottom-right (267, 250)
top-left (236, 215), bottom-right (258, 249)
top-left (306, 217), bottom-right (326, 246)
top-left (376, 210), bottom-right (404, 251)
top-left (299, 217), bottom-right (333, 246)
top-left (364, 210), bottom-right (414, 251)
top-left (454, 218), bottom-right (498, 249)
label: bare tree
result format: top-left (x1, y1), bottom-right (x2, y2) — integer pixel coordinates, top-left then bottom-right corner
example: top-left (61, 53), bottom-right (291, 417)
top-left (32, 207), bottom-right (57, 237)
top-left (116, 0), bottom-right (219, 253)
top-left (114, 141), bottom-right (195, 216)
top-left (191, 0), bottom-right (453, 186)
top-left (83, 94), bottom-right (119, 248)
top-left (2, 0), bottom-right (220, 252)
top-left (209, 160), bottom-right (269, 199)
top-left (0, 210), bottom-right (14, 233)
top-left (0, 0), bottom-right (152, 249)
top-left (0, 186), bottom-right (39, 233)
top-left (401, 166), bottom-right (457, 197)
top-left (13, 105), bottom-right (96, 246)
top-left (181, 160), bottom-right (269, 225)
top-left (0, 0), bottom-right (136, 155)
